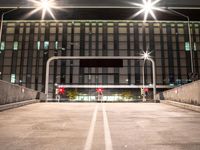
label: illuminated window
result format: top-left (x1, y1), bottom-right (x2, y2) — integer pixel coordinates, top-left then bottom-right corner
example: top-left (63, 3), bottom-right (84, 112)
top-left (185, 42), bottom-right (190, 51)
top-left (0, 42), bottom-right (5, 51)
top-left (11, 74), bottom-right (16, 83)
top-left (13, 41), bottom-right (18, 50)
top-left (55, 41), bottom-right (58, 49)
top-left (193, 42), bottom-right (199, 51)
top-left (37, 41), bottom-right (41, 50)
top-left (44, 41), bottom-right (49, 50)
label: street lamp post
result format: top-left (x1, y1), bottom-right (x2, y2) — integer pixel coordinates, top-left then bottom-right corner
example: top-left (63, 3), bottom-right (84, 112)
top-left (0, 8), bottom-right (18, 48)
top-left (142, 50), bottom-right (154, 102)
top-left (132, 0), bottom-right (195, 79)
top-left (142, 59), bottom-right (146, 102)
top-left (0, 0), bottom-right (56, 46)
top-left (167, 8), bottom-right (194, 73)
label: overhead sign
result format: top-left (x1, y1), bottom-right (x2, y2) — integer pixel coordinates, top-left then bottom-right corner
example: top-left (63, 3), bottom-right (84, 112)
top-left (80, 59), bottom-right (123, 67)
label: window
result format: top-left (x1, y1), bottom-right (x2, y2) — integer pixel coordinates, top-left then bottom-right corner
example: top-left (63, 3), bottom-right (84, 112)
top-left (193, 42), bottom-right (199, 51)
top-left (44, 41), bottom-right (49, 49)
top-left (55, 41), bottom-right (58, 49)
top-left (11, 74), bottom-right (16, 83)
top-left (37, 41), bottom-right (40, 50)
top-left (13, 41), bottom-right (18, 50)
top-left (0, 42), bottom-right (5, 51)
top-left (185, 42), bottom-right (190, 51)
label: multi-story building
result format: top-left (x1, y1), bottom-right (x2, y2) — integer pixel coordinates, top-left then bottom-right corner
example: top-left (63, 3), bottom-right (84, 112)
top-left (0, 0), bottom-right (200, 100)
top-left (0, 20), bottom-right (199, 100)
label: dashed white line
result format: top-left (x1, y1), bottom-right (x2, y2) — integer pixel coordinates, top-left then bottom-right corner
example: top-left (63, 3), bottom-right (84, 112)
top-left (84, 104), bottom-right (99, 150)
top-left (102, 104), bottom-right (113, 150)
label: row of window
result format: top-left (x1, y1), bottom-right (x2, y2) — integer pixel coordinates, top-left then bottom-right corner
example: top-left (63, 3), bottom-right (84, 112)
top-left (4, 23), bottom-right (200, 34)
top-left (1, 41), bottom-right (198, 51)
top-left (8, 73), bottom-right (191, 85)
top-left (0, 41), bottom-right (52, 51)
top-left (0, 21), bottom-right (199, 91)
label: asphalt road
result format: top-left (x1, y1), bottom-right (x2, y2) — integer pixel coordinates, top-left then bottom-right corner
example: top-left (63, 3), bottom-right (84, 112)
top-left (0, 103), bottom-right (200, 150)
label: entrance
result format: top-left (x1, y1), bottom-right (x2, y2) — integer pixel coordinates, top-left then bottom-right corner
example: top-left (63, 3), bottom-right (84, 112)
top-left (45, 56), bottom-right (156, 101)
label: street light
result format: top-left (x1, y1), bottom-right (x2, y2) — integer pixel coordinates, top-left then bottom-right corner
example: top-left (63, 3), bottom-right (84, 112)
top-left (131, 0), bottom-right (162, 22)
top-left (29, 0), bottom-right (57, 20)
top-left (132, 0), bottom-right (194, 74)
top-left (166, 8), bottom-right (194, 74)
top-left (141, 50), bottom-right (151, 101)
top-left (0, 8), bottom-right (18, 80)
top-left (0, 8), bottom-right (18, 50)
top-left (0, 0), bottom-right (57, 53)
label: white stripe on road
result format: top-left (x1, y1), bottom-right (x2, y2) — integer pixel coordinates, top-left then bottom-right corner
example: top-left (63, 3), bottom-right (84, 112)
top-left (102, 104), bottom-right (113, 150)
top-left (84, 104), bottom-right (99, 150)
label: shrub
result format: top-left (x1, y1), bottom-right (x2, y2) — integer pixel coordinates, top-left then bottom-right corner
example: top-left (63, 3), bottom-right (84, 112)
top-left (120, 91), bottom-right (133, 101)
top-left (66, 89), bottom-right (78, 101)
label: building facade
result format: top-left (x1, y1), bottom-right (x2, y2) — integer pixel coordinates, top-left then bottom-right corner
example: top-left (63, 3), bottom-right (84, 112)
top-left (0, 20), bottom-right (200, 99)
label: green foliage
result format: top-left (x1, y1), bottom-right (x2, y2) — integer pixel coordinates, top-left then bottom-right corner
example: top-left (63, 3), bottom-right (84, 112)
top-left (120, 91), bottom-right (133, 100)
top-left (66, 89), bottom-right (78, 100)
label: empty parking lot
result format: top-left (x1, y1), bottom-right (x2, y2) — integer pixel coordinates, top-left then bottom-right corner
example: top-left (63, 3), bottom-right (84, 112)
top-left (0, 103), bottom-right (200, 150)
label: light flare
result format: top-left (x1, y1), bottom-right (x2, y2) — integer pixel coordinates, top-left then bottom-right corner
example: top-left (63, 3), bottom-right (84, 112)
top-left (28, 0), bottom-right (57, 20)
top-left (130, 0), bottom-right (163, 22)
top-left (141, 50), bottom-right (152, 60)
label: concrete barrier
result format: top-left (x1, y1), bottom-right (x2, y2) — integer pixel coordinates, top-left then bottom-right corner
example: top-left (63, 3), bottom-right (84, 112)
top-left (156, 80), bottom-right (200, 106)
top-left (161, 100), bottom-right (200, 112)
top-left (0, 100), bottom-right (38, 111)
top-left (0, 80), bottom-right (46, 105)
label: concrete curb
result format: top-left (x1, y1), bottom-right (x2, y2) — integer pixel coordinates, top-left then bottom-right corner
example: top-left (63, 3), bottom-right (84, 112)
top-left (0, 99), bottom-right (38, 111)
top-left (161, 100), bottom-right (200, 112)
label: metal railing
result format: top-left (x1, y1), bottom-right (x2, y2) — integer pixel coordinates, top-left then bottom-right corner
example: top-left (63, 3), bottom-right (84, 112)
top-left (45, 56), bottom-right (156, 101)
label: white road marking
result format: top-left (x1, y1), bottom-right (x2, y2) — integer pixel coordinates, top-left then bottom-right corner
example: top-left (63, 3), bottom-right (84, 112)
top-left (84, 104), bottom-right (99, 150)
top-left (102, 104), bottom-right (113, 150)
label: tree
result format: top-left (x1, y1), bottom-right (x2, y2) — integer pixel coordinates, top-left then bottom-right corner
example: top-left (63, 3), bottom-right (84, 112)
top-left (120, 91), bottom-right (133, 101)
top-left (66, 89), bottom-right (78, 101)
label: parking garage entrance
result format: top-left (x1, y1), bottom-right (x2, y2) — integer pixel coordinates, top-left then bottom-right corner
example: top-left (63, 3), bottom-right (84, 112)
top-left (45, 56), bottom-right (156, 101)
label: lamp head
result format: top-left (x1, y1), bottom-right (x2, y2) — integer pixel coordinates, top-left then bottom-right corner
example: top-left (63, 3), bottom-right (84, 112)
top-left (142, 50), bottom-right (151, 60)
top-left (41, 0), bottom-right (50, 10)
top-left (28, 0), bottom-right (57, 20)
top-left (131, 0), bottom-right (162, 22)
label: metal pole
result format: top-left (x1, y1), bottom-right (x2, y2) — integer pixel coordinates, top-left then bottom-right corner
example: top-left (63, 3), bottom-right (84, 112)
top-left (148, 58), bottom-right (156, 100)
top-left (187, 16), bottom-right (194, 73)
top-left (166, 8), bottom-right (194, 73)
top-left (45, 57), bottom-right (52, 100)
top-left (0, 8), bottom-right (18, 47)
top-left (142, 60), bottom-right (146, 101)
top-left (0, 14), bottom-right (4, 48)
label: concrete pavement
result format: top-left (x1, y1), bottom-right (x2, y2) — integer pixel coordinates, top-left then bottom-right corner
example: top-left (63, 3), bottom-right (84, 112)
top-left (0, 103), bottom-right (200, 150)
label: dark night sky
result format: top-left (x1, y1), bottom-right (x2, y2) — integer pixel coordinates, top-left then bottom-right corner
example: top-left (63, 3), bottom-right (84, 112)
top-left (1, 8), bottom-right (200, 21)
